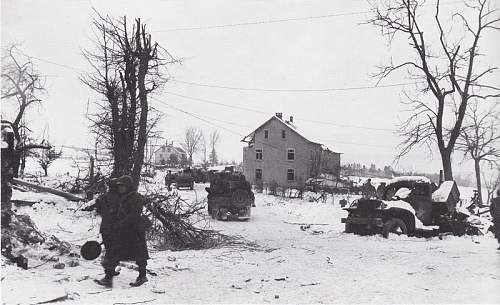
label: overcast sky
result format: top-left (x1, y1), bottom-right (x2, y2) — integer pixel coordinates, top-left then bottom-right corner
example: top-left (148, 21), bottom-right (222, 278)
top-left (2, 0), bottom-right (499, 177)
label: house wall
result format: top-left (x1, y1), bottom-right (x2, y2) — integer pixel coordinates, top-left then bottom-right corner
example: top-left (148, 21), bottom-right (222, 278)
top-left (243, 118), bottom-right (318, 187)
top-left (320, 150), bottom-right (341, 177)
top-left (154, 146), bottom-right (185, 165)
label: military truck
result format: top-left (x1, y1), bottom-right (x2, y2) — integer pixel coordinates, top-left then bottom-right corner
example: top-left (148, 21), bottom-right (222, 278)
top-left (205, 171), bottom-right (254, 220)
top-left (341, 176), bottom-right (469, 237)
top-left (175, 168), bottom-right (194, 190)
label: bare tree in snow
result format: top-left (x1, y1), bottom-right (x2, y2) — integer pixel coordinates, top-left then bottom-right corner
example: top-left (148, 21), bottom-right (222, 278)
top-left (209, 130), bottom-right (220, 166)
top-left (368, 0), bottom-right (500, 180)
top-left (181, 127), bottom-right (203, 166)
top-left (1, 44), bottom-right (51, 176)
top-left (36, 144), bottom-right (62, 177)
top-left (456, 102), bottom-right (500, 204)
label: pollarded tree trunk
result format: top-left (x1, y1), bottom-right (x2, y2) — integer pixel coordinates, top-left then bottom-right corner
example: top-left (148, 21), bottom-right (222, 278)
top-left (131, 52), bottom-right (150, 189)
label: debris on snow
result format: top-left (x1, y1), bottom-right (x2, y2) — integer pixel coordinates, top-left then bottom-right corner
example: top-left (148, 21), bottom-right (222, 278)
top-left (52, 262), bottom-right (65, 269)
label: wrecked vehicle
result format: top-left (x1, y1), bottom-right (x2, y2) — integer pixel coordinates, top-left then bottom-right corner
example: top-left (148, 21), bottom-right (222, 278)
top-left (175, 168), bottom-right (194, 190)
top-left (205, 171), bottom-right (254, 220)
top-left (341, 176), bottom-right (471, 237)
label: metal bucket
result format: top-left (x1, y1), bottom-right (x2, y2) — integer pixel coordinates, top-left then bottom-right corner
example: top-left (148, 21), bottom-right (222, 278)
top-left (81, 240), bottom-right (102, 260)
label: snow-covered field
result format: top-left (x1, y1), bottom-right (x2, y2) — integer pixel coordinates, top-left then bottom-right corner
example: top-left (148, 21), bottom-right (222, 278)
top-left (2, 183), bottom-right (499, 304)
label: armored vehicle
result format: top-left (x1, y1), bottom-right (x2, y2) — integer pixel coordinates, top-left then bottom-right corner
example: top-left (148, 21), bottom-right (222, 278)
top-left (341, 176), bottom-right (468, 237)
top-left (205, 171), bottom-right (254, 220)
top-left (175, 168), bottom-right (194, 190)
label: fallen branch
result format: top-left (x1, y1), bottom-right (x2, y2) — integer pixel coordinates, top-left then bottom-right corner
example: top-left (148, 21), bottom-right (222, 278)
top-left (13, 178), bottom-right (85, 202)
top-left (33, 294), bottom-right (69, 304)
top-left (56, 224), bottom-right (72, 233)
top-left (29, 256), bottom-right (57, 269)
top-left (11, 199), bottom-right (38, 206)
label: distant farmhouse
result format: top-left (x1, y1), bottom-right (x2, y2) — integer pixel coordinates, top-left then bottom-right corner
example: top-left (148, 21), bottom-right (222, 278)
top-left (242, 113), bottom-right (341, 187)
top-left (154, 141), bottom-right (187, 165)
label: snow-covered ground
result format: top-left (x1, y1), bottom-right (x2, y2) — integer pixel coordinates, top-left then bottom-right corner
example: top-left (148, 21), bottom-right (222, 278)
top-left (2, 184), bottom-right (499, 304)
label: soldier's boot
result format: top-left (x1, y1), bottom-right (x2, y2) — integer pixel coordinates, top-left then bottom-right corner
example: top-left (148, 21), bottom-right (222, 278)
top-left (130, 264), bottom-right (148, 287)
top-left (94, 273), bottom-right (113, 288)
top-left (130, 273), bottom-right (148, 287)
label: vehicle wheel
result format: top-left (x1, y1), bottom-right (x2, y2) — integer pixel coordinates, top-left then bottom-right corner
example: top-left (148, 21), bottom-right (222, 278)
top-left (382, 218), bottom-right (408, 238)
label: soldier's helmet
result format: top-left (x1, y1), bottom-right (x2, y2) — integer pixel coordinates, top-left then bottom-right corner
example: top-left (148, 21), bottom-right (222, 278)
top-left (116, 175), bottom-right (134, 188)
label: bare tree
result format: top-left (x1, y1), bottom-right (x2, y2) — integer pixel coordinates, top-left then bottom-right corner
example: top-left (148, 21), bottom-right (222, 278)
top-left (181, 127), bottom-right (203, 166)
top-left (483, 166), bottom-right (500, 205)
top-left (81, 11), bottom-right (176, 187)
top-left (209, 130), bottom-right (220, 166)
top-left (36, 145), bottom-right (62, 177)
top-left (368, 0), bottom-right (500, 180)
top-left (201, 131), bottom-right (207, 165)
top-left (456, 102), bottom-right (500, 204)
top-left (1, 45), bottom-right (51, 176)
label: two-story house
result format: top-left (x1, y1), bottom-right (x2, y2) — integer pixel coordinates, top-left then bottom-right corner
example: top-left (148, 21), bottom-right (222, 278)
top-left (154, 141), bottom-right (187, 165)
top-left (242, 113), bottom-right (341, 187)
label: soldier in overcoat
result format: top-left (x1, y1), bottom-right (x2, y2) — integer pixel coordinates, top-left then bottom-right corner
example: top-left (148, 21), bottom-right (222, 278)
top-left (90, 175), bottom-right (149, 287)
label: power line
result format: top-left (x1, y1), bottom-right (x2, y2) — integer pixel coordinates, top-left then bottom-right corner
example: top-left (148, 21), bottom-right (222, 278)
top-left (155, 11), bottom-right (368, 32)
top-left (153, 0), bottom-right (463, 33)
top-left (152, 96), bottom-right (392, 150)
top-left (14, 51), bottom-right (397, 132)
top-left (14, 49), bottom-right (87, 73)
top-left (163, 91), bottom-right (396, 132)
top-left (164, 91), bottom-right (268, 115)
top-left (171, 79), bottom-right (418, 93)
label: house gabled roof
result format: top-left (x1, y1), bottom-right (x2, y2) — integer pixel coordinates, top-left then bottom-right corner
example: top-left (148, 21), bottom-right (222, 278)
top-left (241, 115), bottom-right (318, 144)
top-left (154, 144), bottom-right (186, 155)
top-left (242, 114), bottom-right (342, 154)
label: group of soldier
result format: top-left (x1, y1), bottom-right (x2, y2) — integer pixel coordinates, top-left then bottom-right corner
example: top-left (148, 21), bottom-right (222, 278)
top-left (361, 178), bottom-right (386, 199)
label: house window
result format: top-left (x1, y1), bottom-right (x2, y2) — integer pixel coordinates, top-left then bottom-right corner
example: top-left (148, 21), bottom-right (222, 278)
top-left (287, 169), bottom-right (295, 181)
top-left (281, 130), bottom-right (286, 139)
top-left (255, 169), bottom-right (262, 180)
top-left (287, 148), bottom-right (295, 161)
top-left (264, 130), bottom-right (269, 139)
top-left (255, 149), bottom-right (263, 160)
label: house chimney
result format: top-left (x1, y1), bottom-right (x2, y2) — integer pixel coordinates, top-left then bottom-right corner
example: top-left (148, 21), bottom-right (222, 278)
top-left (289, 116), bottom-right (293, 123)
top-left (276, 112), bottom-right (282, 119)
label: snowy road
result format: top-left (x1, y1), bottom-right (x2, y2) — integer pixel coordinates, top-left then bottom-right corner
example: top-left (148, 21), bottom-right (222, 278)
top-left (2, 186), bottom-right (499, 304)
